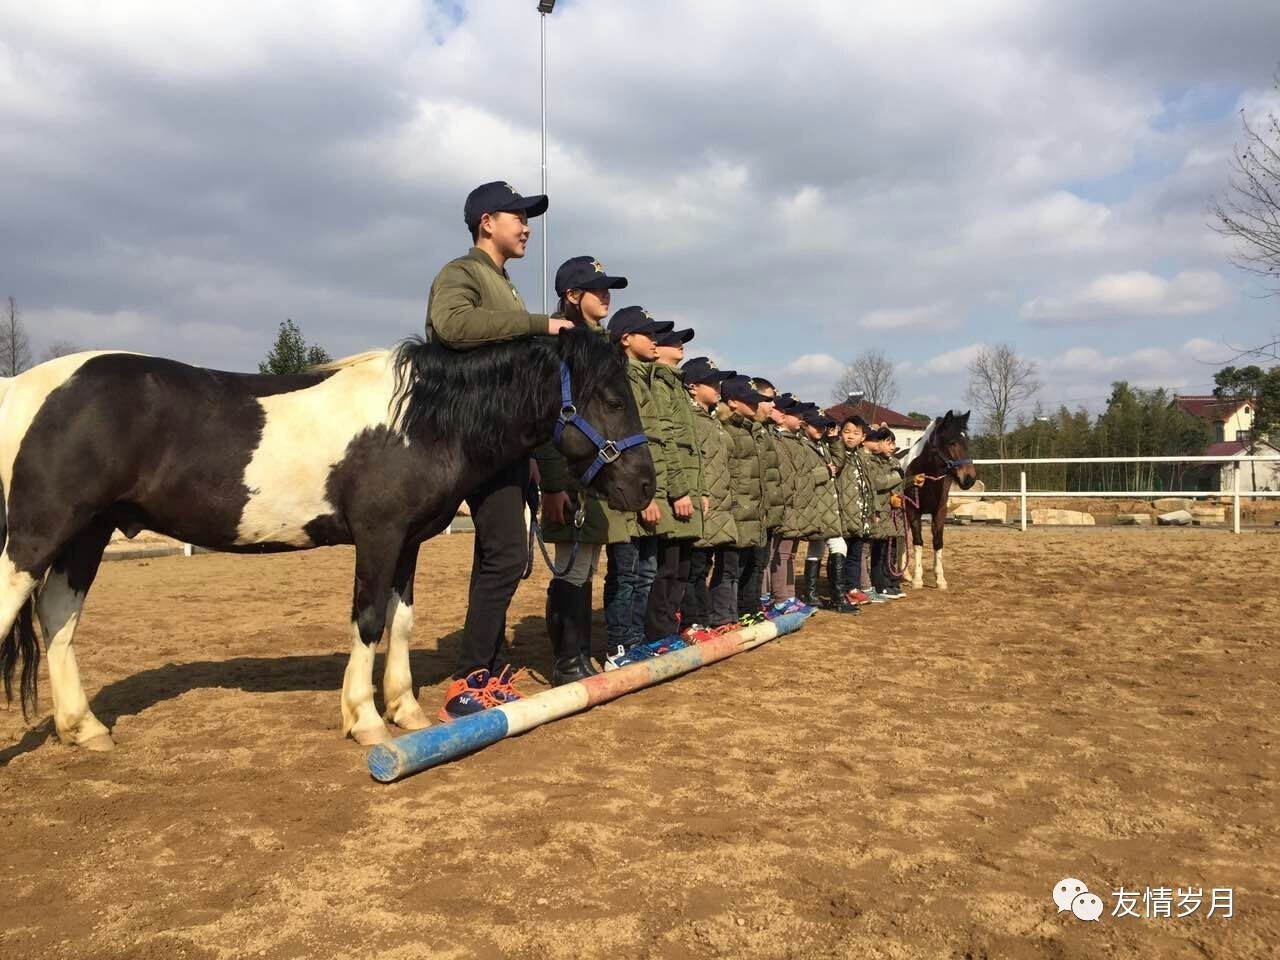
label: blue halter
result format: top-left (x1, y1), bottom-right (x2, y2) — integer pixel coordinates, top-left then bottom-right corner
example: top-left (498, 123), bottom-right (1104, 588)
top-left (551, 362), bottom-right (648, 487)
top-left (944, 456), bottom-right (973, 470)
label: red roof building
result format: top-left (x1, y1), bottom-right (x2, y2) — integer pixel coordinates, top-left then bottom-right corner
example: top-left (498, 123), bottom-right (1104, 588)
top-left (824, 400), bottom-right (926, 430)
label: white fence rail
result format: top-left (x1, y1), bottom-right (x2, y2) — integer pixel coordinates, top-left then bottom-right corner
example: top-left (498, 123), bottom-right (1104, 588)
top-left (950, 455), bottom-right (1280, 534)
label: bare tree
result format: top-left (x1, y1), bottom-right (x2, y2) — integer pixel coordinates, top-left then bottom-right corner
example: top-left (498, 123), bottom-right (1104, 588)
top-left (41, 340), bottom-right (85, 363)
top-left (831, 349), bottom-right (898, 411)
top-left (1209, 73), bottom-right (1280, 291)
top-left (965, 343), bottom-right (1040, 487)
top-left (1, 296), bottom-right (33, 377)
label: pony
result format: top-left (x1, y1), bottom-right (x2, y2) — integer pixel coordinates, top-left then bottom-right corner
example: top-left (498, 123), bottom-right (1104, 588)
top-left (903, 410), bottom-right (978, 590)
top-left (0, 329), bottom-right (654, 750)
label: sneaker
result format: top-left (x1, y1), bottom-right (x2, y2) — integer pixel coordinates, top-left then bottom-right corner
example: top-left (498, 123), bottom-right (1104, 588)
top-left (770, 597), bottom-right (813, 617)
top-left (603, 643), bottom-right (656, 671)
top-left (883, 587), bottom-right (905, 600)
top-left (439, 669), bottom-right (500, 722)
top-left (738, 611), bottom-right (767, 627)
top-left (681, 623), bottom-right (709, 641)
top-left (647, 634), bottom-right (690, 654)
top-left (864, 589), bottom-right (890, 604)
top-left (684, 625), bottom-right (721, 644)
top-left (488, 665), bottom-right (527, 703)
top-left (846, 590), bottom-right (871, 606)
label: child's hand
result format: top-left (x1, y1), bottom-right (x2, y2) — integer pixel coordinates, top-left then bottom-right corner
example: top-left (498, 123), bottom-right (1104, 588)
top-left (889, 493), bottom-right (904, 509)
top-left (912, 473), bottom-right (926, 487)
top-left (541, 491), bottom-right (572, 526)
top-left (639, 500), bottom-right (661, 526)
top-left (702, 496), bottom-right (711, 517)
top-left (672, 495), bottom-right (694, 520)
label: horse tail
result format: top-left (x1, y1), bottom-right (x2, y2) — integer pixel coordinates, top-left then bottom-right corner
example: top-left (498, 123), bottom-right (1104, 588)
top-left (0, 432), bottom-right (42, 719)
top-left (0, 591), bottom-right (40, 719)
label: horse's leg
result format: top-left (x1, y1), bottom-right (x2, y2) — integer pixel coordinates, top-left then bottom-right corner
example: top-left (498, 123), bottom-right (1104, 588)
top-left (909, 508), bottom-right (924, 590)
top-left (341, 535), bottom-right (400, 746)
top-left (932, 507), bottom-right (948, 591)
top-left (35, 516), bottom-right (115, 750)
top-left (382, 540), bottom-right (430, 731)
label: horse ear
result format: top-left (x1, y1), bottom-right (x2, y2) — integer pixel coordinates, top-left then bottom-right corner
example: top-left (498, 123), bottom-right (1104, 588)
top-left (962, 410), bottom-right (971, 422)
top-left (941, 410), bottom-right (952, 423)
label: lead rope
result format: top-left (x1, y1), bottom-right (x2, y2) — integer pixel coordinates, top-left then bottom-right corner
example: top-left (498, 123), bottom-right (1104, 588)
top-left (523, 485), bottom-right (586, 580)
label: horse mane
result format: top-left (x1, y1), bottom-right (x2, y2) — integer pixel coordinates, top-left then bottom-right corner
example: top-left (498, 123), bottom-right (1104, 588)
top-left (387, 329), bottom-right (624, 462)
top-left (310, 350), bottom-right (387, 373)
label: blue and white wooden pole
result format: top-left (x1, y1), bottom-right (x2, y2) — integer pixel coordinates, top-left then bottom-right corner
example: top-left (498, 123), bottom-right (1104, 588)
top-left (367, 610), bottom-right (811, 782)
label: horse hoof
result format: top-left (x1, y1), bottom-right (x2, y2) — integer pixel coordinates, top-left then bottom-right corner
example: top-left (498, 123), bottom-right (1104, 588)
top-left (350, 724), bottom-right (393, 747)
top-left (388, 709), bottom-right (432, 732)
top-left (936, 582), bottom-right (949, 591)
top-left (81, 734), bottom-right (116, 752)
top-left (911, 580), bottom-right (923, 590)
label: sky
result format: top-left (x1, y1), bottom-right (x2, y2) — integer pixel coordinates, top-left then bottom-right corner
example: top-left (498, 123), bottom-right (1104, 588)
top-left (3, 0), bottom-right (1280, 423)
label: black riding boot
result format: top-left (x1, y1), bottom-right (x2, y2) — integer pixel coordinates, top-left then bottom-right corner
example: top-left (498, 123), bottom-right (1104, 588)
top-left (548, 580), bottom-right (595, 686)
top-left (573, 579), bottom-right (599, 677)
top-left (801, 557), bottom-right (822, 608)
top-left (827, 553), bottom-right (860, 613)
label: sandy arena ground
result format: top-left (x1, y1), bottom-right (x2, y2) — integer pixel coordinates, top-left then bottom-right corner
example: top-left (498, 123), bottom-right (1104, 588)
top-left (1, 527), bottom-right (1277, 959)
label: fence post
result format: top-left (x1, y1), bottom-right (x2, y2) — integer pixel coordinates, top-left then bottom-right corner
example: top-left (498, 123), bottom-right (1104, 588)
top-left (1233, 463), bottom-right (1241, 535)
top-left (1019, 471), bottom-right (1027, 532)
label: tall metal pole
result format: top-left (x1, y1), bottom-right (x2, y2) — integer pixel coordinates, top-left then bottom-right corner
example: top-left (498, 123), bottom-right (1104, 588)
top-left (540, 11), bottom-right (549, 315)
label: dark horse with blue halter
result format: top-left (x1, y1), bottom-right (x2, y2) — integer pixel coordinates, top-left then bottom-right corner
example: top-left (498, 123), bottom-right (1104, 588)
top-left (0, 328), bottom-right (655, 751)
top-left (903, 410), bottom-right (978, 590)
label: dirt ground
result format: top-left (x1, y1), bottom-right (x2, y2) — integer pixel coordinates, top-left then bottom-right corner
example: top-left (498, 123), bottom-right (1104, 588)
top-left (2, 527), bottom-right (1277, 959)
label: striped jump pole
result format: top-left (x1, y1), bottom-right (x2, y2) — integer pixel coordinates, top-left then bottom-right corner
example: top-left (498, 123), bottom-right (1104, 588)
top-left (367, 609), bottom-right (812, 782)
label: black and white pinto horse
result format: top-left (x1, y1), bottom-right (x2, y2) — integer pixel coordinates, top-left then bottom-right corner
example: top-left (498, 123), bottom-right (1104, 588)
top-left (903, 410), bottom-right (978, 590)
top-left (0, 330), bottom-right (654, 750)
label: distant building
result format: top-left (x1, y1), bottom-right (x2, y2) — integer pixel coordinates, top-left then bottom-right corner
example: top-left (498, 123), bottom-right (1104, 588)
top-left (824, 399), bottom-right (930, 451)
top-left (1189, 439), bottom-right (1280, 493)
top-left (1174, 394), bottom-right (1254, 444)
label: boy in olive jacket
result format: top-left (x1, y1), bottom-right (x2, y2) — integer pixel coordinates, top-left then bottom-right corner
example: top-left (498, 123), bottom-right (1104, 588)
top-left (534, 256), bottom-right (630, 685)
top-left (602, 307), bottom-right (676, 667)
top-left (645, 327), bottom-right (702, 644)
top-left (681, 358), bottom-right (739, 631)
top-left (719, 375), bottom-right (773, 622)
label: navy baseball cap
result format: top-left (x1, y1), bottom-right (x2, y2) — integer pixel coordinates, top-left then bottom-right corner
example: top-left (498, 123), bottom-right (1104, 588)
top-left (681, 357), bottom-right (736, 386)
top-left (773, 392), bottom-right (801, 411)
top-left (554, 256), bottom-right (629, 297)
top-left (655, 327), bottom-right (695, 347)
top-left (801, 408), bottom-right (834, 429)
top-left (464, 181), bottom-right (549, 232)
top-left (607, 306), bottom-right (674, 340)
top-left (720, 375), bottom-right (770, 405)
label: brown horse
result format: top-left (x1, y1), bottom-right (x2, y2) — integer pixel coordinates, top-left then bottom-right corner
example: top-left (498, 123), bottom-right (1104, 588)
top-left (903, 411), bottom-right (978, 590)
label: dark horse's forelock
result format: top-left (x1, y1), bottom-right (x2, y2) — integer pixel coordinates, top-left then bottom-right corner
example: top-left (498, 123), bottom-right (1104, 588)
top-left (388, 329), bottom-right (625, 461)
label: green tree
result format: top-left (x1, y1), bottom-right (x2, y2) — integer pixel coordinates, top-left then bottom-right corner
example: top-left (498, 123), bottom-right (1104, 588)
top-left (1213, 363), bottom-right (1280, 489)
top-left (259, 319), bottom-right (332, 375)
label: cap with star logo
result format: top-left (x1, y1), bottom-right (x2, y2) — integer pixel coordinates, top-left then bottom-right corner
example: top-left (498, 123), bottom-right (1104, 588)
top-left (464, 181), bottom-right (549, 232)
top-left (554, 255), bottom-right (629, 297)
top-left (681, 356), bottom-right (736, 386)
top-left (606, 306), bottom-right (674, 340)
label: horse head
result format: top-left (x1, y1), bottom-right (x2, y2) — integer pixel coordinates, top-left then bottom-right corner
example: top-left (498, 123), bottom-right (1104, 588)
top-left (934, 410), bottom-right (978, 489)
top-left (554, 330), bottom-right (656, 512)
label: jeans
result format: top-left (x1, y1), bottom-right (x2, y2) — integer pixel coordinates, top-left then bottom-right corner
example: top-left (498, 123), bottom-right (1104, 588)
top-left (738, 543), bottom-right (768, 615)
top-left (455, 459), bottom-right (530, 679)
top-left (710, 547), bottom-right (741, 626)
top-left (769, 537), bottom-right (800, 599)
top-left (604, 537), bottom-right (659, 650)
top-left (685, 547), bottom-right (713, 627)
top-left (646, 538), bottom-right (692, 640)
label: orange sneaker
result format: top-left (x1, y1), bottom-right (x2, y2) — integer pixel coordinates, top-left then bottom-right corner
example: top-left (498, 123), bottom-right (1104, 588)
top-left (439, 669), bottom-right (500, 722)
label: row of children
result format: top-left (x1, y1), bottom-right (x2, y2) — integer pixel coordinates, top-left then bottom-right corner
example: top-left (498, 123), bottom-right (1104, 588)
top-left (534, 255), bottom-right (926, 686)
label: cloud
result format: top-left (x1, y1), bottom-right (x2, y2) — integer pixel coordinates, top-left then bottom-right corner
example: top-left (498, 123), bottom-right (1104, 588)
top-left (1, 0), bottom-right (1278, 385)
top-left (859, 303), bottom-right (956, 331)
top-left (782, 353), bottom-right (845, 378)
top-left (920, 344), bottom-right (986, 375)
top-left (1020, 270), bottom-right (1234, 324)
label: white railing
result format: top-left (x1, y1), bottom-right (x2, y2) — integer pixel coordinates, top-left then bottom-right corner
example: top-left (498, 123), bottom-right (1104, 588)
top-left (949, 456), bottom-right (1280, 534)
